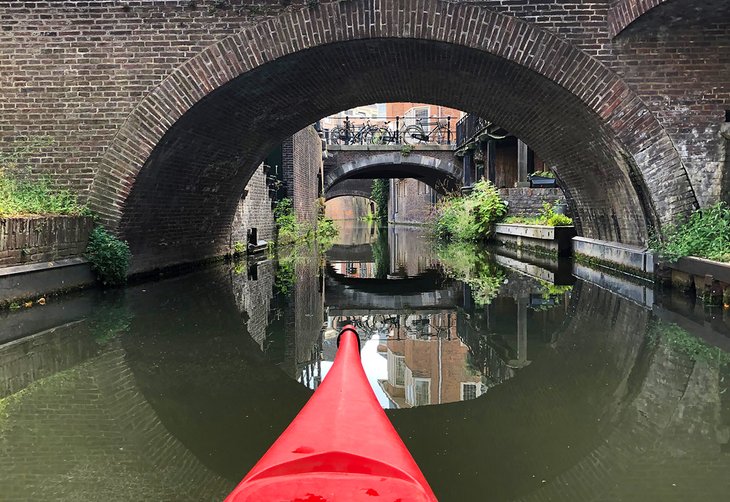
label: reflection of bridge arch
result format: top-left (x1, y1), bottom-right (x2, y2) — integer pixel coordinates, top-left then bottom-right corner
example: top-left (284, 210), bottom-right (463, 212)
top-left (323, 151), bottom-right (461, 193)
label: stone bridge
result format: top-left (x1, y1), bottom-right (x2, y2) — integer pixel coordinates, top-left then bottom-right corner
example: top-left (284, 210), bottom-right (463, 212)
top-left (1, 0), bottom-right (728, 272)
top-left (323, 144), bottom-right (461, 193)
top-left (323, 178), bottom-right (374, 202)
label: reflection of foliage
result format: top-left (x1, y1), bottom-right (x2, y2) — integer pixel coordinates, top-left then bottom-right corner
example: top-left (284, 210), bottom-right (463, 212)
top-left (275, 251), bottom-right (296, 296)
top-left (436, 242), bottom-right (504, 305)
top-left (371, 179), bottom-right (389, 222)
top-left (648, 319), bottom-right (730, 366)
top-left (650, 202), bottom-right (730, 263)
top-left (434, 180), bottom-right (507, 242)
top-left (529, 280), bottom-right (573, 311)
top-left (371, 226), bottom-right (390, 279)
top-left (88, 294), bottom-right (133, 345)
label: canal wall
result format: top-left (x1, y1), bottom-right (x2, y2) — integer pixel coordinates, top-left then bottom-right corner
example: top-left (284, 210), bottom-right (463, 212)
top-left (283, 126), bottom-right (324, 230)
top-left (230, 163), bottom-right (275, 249)
top-left (389, 178), bottom-right (437, 225)
top-left (499, 187), bottom-right (566, 216)
top-left (0, 216), bottom-right (93, 267)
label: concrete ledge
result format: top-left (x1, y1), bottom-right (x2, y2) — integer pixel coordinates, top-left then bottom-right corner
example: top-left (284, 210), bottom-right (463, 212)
top-left (494, 224), bottom-right (575, 257)
top-left (0, 257), bottom-right (96, 306)
top-left (573, 236), bottom-right (654, 276)
top-left (670, 256), bottom-right (730, 284)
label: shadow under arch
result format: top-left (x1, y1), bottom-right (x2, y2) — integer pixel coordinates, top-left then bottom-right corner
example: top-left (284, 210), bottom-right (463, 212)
top-left (88, 0), bottom-right (697, 273)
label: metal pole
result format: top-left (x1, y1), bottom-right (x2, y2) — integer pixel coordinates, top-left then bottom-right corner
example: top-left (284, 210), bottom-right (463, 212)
top-left (447, 116), bottom-right (451, 145)
top-left (345, 116), bottom-right (350, 145)
top-left (396, 116), bottom-right (400, 144)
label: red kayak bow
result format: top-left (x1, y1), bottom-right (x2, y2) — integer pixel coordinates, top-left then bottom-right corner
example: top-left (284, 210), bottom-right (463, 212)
top-left (225, 325), bottom-right (438, 502)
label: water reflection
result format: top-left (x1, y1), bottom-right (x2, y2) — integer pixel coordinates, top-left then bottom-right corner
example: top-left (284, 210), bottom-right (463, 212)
top-left (0, 222), bottom-right (728, 501)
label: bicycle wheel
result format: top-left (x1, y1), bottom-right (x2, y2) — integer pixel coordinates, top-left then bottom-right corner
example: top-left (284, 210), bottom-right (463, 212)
top-left (329, 126), bottom-right (344, 145)
top-left (370, 126), bottom-right (390, 145)
top-left (403, 125), bottom-right (426, 145)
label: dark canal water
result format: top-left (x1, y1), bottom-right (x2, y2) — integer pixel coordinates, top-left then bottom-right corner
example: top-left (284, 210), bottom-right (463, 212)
top-left (1, 222), bottom-right (729, 501)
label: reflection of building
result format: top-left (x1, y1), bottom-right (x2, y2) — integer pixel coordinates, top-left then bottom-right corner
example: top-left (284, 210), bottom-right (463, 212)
top-left (379, 312), bottom-right (485, 407)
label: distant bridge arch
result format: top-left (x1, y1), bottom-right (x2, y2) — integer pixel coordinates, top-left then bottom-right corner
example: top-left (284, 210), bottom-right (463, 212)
top-left (323, 149), bottom-right (461, 193)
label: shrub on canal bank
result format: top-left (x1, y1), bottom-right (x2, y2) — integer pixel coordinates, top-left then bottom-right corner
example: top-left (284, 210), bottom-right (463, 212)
top-left (651, 202), bottom-right (730, 263)
top-left (648, 319), bottom-right (730, 366)
top-left (503, 202), bottom-right (573, 227)
top-left (434, 180), bottom-right (507, 242)
top-left (274, 197), bottom-right (339, 249)
top-left (85, 226), bottom-right (132, 287)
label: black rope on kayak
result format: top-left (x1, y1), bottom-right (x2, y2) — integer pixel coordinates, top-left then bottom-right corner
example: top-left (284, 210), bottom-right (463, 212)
top-left (337, 326), bottom-right (361, 351)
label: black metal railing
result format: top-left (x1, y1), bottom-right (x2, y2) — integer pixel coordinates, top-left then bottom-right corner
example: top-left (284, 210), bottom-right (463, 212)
top-left (324, 116), bottom-right (453, 146)
top-left (455, 114), bottom-right (509, 149)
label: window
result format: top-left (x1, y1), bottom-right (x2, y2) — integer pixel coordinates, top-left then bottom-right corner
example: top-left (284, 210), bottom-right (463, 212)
top-left (405, 368), bottom-right (431, 406)
top-left (405, 106), bottom-right (429, 127)
top-left (388, 351), bottom-right (406, 387)
top-left (460, 382), bottom-right (485, 401)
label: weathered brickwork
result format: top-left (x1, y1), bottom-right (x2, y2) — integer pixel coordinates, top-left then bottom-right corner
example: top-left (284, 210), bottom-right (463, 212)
top-left (282, 126), bottom-right (323, 230)
top-left (0, 216), bottom-right (94, 267)
top-left (0, 0), bottom-right (726, 271)
top-left (500, 187), bottom-right (567, 217)
top-left (389, 178), bottom-right (438, 225)
top-left (230, 163), bottom-right (275, 249)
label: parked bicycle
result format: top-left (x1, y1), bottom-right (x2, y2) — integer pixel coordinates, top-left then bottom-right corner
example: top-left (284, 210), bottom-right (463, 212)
top-left (329, 119), bottom-right (382, 145)
top-left (402, 117), bottom-right (451, 145)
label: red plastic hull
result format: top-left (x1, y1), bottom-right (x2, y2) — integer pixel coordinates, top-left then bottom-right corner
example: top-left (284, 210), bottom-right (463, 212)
top-left (225, 325), bottom-right (438, 501)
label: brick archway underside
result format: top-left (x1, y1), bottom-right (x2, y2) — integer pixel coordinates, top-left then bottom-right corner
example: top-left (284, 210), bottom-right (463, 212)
top-left (324, 152), bottom-right (461, 193)
top-left (89, 0), bottom-right (697, 273)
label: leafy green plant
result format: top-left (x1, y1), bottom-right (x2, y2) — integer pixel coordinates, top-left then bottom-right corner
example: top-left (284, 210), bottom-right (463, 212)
top-left (503, 201), bottom-right (573, 227)
top-left (529, 170), bottom-right (555, 178)
top-left (233, 241), bottom-right (246, 255)
top-left (84, 226), bottom-right (132, 286)
top-left (434, 180), bottom-right (507, 241)
top-left (371, 179), bottom-right (389, 222)
top-left (0, 137), bottom-right (88, 217)
top-left (436, 242), bottom-right (504, 305)
top-left (400, 144), bottom-right (414, 157)
top-left (651, 202), bottom-right (730, 263)
top-left (274, 197), bottom-right (338, 251)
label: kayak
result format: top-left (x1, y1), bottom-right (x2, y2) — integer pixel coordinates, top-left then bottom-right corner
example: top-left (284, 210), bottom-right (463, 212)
top-left (225, 325), bottom-right (438, 501)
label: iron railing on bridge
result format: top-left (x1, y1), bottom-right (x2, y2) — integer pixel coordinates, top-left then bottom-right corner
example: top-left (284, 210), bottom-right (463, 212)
top-left (323, 116), bottom-right (453, 146)
top-left (455, 114), bottom-right (509, 149)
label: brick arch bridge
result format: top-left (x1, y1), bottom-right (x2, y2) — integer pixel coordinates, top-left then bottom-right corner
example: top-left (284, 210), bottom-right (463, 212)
top-left (4, 0), bottom-right (727, 272)
top-left (324, 179), bottom-right (374, 202)
top-left (323, 148), bottom-right (461, 193)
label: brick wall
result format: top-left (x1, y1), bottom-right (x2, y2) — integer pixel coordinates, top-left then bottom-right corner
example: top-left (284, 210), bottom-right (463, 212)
top-left (0, 216), bottom-right (94, 267)
top-left (230, 163), bottom-right (275, 249)
top-left (500, 188), bottom-right (567, 217)
top-left (389, 178), bottom-right (437, 226)
top-left (1, 0), bottom-right (727, 271)
top-left (283, 126), bottom-right (323, 229)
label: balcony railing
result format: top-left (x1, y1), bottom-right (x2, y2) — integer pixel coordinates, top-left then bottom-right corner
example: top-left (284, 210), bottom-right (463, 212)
top-left (323, 116), bottom-right (453, 146)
